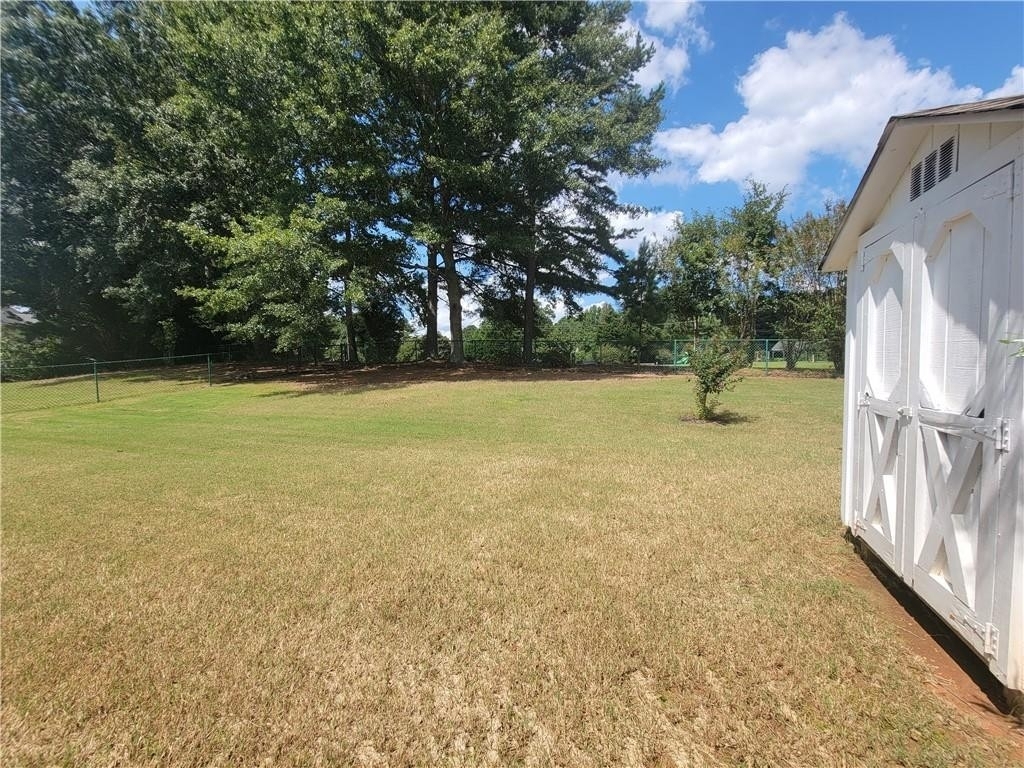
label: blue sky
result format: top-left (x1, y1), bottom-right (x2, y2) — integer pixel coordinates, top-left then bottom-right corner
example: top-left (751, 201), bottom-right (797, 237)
top-left (449, 2), bottom-right (1022, 330)
top-left (608, 1), bottom-right (1024, 254)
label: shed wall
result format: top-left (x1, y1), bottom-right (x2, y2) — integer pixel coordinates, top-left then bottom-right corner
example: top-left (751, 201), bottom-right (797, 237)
top-left (842, 119), bottom-right (1024, 691)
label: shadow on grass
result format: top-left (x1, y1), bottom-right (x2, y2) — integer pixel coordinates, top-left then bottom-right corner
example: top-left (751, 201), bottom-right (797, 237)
top-left (679, 409), bottom-right (756, 425)
top-left (232, 361), bottom-right (686, 398)
top-left (846, 531), bottom-right (1018, 721)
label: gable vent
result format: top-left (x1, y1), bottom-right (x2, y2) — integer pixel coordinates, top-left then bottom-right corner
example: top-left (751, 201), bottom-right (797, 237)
top-left (911, 163), bottom-right (923, 200)
top-left (939, 137), bottom-right (955, 181)
top-left (909, 136), bottom-right (956, 202)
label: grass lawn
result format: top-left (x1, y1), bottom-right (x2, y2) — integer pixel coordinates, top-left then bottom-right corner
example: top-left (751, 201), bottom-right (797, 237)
top-left (1, 369), bottom-right (1019, 766)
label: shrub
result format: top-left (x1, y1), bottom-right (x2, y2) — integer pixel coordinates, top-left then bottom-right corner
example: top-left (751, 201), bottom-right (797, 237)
top-left (0, 333), bottom-right (64, 380)
top-left (689, 339), bottom-right (746, 420)
top-left (534, 343), bottom-right (572, 367)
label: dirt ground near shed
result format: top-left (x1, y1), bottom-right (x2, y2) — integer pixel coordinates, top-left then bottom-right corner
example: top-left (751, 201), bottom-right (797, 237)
top-left (843, 542), bottom-right (1024, 750)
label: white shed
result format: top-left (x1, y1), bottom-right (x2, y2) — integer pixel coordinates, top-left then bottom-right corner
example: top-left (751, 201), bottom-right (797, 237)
top-left (821, 95), bottom-right (1024, 698)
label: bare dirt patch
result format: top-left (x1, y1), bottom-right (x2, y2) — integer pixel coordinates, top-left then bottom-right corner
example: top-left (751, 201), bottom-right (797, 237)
top-left (843, 537), bottom-right (1024, 750)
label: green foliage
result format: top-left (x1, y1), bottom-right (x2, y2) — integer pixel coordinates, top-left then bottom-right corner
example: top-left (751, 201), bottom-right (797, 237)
top-left (777, 200), bottom-right (848, 374)
top-left (180, 213), bottom-right (341, 357)
top-left (689, 339), bottom-right (746, 420)
top-left (659, 181), bottom-right (789, 340)
top-left (352, 290), bottom-right (408, 364)
top-left (2, 2), bottom-right (839, 370)
top-left (615, 239), bottom-right (667, 344)
top-left (999, 338), bottom-right (1024, 357)
top-left (660, 212), bottom-right (726, 338)
top-left (0, 331), bottom-right (63, 376)
top-left (548, 303), bottom-right (624, 344)
top-left (396, 333), bottom-right (452, 363)
top-left (721, 181), bottom-right (789, 338)
top-left (464, 320), bottom-right (526, 365)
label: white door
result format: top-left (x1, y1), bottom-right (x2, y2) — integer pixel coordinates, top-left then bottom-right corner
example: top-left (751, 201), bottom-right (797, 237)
top-left (852, 226), bottom-right (912, 573)
top-left (908, 162), bottom-right (1015, 662)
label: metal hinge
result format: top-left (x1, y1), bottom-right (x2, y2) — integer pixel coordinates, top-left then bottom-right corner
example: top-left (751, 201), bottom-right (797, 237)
top-left (851, 518), bottom-right (866, 536)
top-left (948, 612), bottom-right (999, 659)
top-left (971, 418), bottom-right (1009, 452)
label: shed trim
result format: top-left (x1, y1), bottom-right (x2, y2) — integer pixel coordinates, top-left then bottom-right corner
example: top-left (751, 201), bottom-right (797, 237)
top-left (819, 95), bottom-right (1023, 274)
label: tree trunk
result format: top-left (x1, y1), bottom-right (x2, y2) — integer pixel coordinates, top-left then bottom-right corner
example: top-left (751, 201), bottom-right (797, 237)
top-left (442, 237), bottom-right (463, 365)
top-left (344, 297), bottom-right (359, 364)
top-left (523, 248), bottom-right (537, 365)
top-left (425, 247), bottom-right (438, 358)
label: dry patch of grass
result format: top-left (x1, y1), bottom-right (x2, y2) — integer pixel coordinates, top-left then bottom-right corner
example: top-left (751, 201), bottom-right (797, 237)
top-left (1, 372), bottom-right (1018, 766)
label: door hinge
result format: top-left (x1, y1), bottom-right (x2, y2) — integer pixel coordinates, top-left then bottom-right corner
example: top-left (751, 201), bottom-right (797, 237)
top-left (948, 612), bottom-right (999, 659)
top-left (971, 418), bottom-right (1009, 452)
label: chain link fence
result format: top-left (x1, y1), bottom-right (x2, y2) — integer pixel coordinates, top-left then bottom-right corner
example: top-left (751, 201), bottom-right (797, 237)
top-left (392, 337), bottom-right (839, 371)
top-left (1, 353), bottom-right (221, 413)
top-left (1, 339), bottom-right (838, 414)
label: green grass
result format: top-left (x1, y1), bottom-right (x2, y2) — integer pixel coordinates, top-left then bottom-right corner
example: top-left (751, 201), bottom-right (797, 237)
top-left (1, 364), bottom-right (211, 413)
top-left (1, 370), bottom-right (1017, 766)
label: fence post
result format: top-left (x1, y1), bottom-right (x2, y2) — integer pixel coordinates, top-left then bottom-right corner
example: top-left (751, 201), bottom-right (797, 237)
top-left (764, 339), bottom-right (769, 373)
top-left (207, 353), bottom-right (213, 386)
top-left (93, 360), bottom-right (100, 402)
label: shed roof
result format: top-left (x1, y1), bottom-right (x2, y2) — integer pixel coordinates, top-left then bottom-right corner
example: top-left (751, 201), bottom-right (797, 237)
top-left (819, 95), bottom-right (1024, 273)
top-left (1, 306), bottom-right (38, 326)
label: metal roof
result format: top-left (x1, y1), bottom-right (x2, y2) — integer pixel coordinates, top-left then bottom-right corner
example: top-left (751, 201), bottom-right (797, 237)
top-left (894, 95), bottom-right (1023, 120)
top-left (0, 306), bottom-right (38, 326)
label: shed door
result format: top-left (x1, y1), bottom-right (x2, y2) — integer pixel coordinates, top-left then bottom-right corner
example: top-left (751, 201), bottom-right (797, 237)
top-left (909, 163), bottom-right (1014, 662)
top-left (852, 226), bottom-right (912, 573)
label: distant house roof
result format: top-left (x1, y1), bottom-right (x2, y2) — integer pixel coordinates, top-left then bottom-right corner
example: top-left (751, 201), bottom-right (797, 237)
top-left (1, 306), bottom-right (39, 326)
top-left (820, 95), bottom-right (1024, 273)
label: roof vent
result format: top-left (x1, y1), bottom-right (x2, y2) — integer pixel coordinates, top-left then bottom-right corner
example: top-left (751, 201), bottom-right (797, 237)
top-left (939, 137), bottom-right (955, 181)
top-left (911, 164), bottom-right (922, 200)
top-left (909, 136), bottom-right (956, 202)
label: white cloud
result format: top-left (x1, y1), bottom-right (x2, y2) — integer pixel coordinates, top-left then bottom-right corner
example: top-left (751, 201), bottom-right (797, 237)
top-left (611, 209), bottom-right (682, 254)
top-left (655, 13), bottom-right (993, 191)
top-left (635, 36), bottom-right (692, 92)
top-left (623, 4), bottom-right (709, 93)
top-left (987, 65), bottom-right (1024, 98)
top-left (642, 1), bottom-right (710, 47)
top-left (644, 1), bottom-right (695, 33)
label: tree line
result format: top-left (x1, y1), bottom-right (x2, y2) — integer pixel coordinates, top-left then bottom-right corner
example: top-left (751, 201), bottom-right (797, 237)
top-left (1, 1), bottom-right (846, 370)
top-left (2, 0), bottom-right (662, 364)
top-left (450, 184), bottom-right (846, 372)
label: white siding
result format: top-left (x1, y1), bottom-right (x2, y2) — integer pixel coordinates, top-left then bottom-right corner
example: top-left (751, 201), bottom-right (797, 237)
top-left (959, 123), bottom-right (990, 167)
top-left (841, 114), bottom-right (1023, 693)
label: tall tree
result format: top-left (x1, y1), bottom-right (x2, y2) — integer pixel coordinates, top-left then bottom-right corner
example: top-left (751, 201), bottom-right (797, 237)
top-left (1, 1), bottom-right (176, 356)
top-left (720, 180), bottom-right (788, 339)
top-left (493, 2), bottom-right (663, 363)
top-left (660, 212), bottom-right (727, 339)
top-left (157, 3), bottom-right (407, 356)
top-left (777, 199), bottom-right (848, 373)
top-left (615, 239), bottom-right (665, 347)
top-left (359, 2), bottom-right (525, 363)
top-left (3, 2), bottom-right (663, 364)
